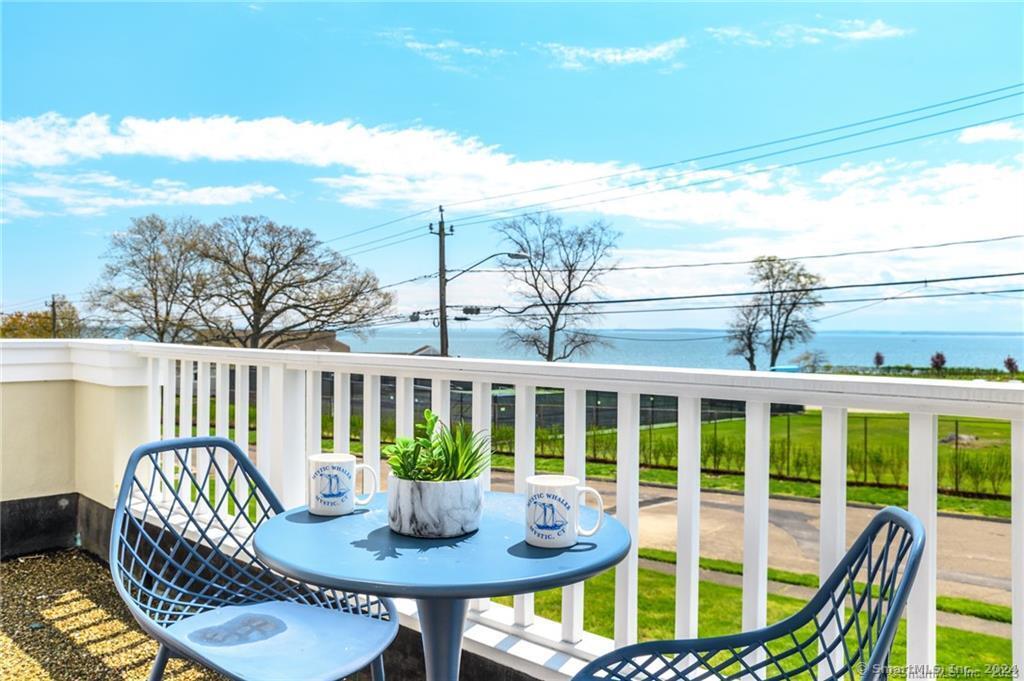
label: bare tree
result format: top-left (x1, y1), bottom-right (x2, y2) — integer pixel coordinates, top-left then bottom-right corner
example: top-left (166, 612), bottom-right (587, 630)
top-left (793, 349), bottom-right (829, 373)
top-left (726, 303), bottom-right (762, 370)
top-left (726, 256), bottom-right (823, 370)
top-left (87, 215), bottom-right (205, 342)
top-left (494, 213), bottom-right (618, 362)
top-left (194, 216), bottom-right (394, 348)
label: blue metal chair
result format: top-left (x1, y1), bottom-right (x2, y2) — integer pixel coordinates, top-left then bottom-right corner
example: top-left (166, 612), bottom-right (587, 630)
top-left (109, 436), bottom-right (398, 681)
top-left (575, 506), bottom-right (925, 681)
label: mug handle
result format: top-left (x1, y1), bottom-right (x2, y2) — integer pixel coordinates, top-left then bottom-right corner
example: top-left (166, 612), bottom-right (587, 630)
top-left (576, 486), bottom-right (603, 537)
top-left (354, 464), bottom-right (378, 505)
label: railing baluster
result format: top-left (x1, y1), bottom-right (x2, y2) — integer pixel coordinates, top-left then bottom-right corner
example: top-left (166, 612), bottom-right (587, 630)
top-left (180, 360), bottom-right (194, 499)
top-left (514, 383), bottom-right (536, 627)
top-left (675, 395), bottom-right (701, 639)
top-left (160, 358), bottom-right (176, 501)
top-left (143, 358), bottom-right (160, 503)
top-left (614, 391), bottom-right (640, 647)
top-left (306, 370), bottom-right (322, 457)
top-left (742, 401), bottom-right (770, 641)
top-left (235, 364), bottom-right (249, 455)
top-left (215, 362), bottom-right (230, 438)
top-left (333, 372), bottom-right (350, 453)
top-left (196, 362), bottom-right (211, 437)
top-left (147, 357), bottom-right (160, 440)
top-left (214, 362), bottom-right (230, 509)
top-left (561, 388), bottom-right (587, 642)
top-left (265, 365), bottom-right (285, 495)
top-left (196, 361), bottom-right (211, 503)
top-left (819, 406), bottom-right (848, 673)
top-left (396, 376), bottom-right (414, 439)
top-left (432, 378), bottom-right (451, 425)
top-left (363, 374), bottom-right (381, 479)
top-left (180, 360), bottom-right (194, 439)
top-left (255, 366), bottom-right (271, 481)
top-left (233, 364), bottom-right (250, 516)
top-left (268, 365), bottom-right (306, 506)
top-left (1012, 417), bottom-right (1023, 669)
top-left (470, 380), bottom-right (493, 614)
top-left (908, 412), bottom-right (938, 679)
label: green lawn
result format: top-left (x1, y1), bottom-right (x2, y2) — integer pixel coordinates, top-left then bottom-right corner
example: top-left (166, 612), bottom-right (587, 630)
top-left (489, 454), bottom-right (1011, 518)
top-left (493, 566), bottom-right (1011, 678)
top-left (579, 410), bottom-right (1012, 497)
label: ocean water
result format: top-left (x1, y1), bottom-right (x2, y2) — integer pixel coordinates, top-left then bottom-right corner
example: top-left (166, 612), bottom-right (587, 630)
top-left (338, 327), bottom-right (1024, 370)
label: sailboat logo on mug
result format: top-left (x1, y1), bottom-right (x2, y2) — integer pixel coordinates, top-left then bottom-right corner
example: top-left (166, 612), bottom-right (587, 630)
top-left (312, 463), bottom-right (352, 509)
top-left (527, 492), bottom-right (571, 541)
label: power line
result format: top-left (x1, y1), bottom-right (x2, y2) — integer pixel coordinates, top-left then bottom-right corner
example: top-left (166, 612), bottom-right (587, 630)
top-left (450, 111), bottom-right (1024, 229)
top-left (322, 207), bottom-right (436, 244)
top-left (342, 224), bottom-right (426, 252)
top-left (813, 284), bottom-right (930, 322)
top-left (464, 234), bottom-right (1024, 275)
top-left (461, 287), bottom-right (1024, 323)
top-left (346, 231), bottom-right (431, 257)
top-left (439, 82), bottom-right (1023, 211)
top-left (469, 271), bottom-right (1024, 314)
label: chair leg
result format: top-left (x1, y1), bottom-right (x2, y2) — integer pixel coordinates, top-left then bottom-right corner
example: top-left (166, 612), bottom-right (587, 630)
top-left (148, 644), bottom-right (170, 681)
top-left (369, 655), bottom-right (385, 681)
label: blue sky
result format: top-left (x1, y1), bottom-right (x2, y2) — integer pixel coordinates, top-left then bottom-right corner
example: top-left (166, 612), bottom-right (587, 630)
top-left (2, 2), bottom-right (1023, 332)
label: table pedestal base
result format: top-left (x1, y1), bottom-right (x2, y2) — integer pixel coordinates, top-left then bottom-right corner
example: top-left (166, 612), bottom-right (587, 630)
top-left (415, 597), bottom-right (469, 681)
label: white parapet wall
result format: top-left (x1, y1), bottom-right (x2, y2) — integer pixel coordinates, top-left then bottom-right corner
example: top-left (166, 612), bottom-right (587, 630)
top-left (1, 340), bottom-right (148, 509)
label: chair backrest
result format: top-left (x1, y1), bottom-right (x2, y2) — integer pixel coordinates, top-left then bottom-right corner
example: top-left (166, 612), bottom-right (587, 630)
top-left (109, 437), bottom-right (305, 634)
top-left (577, 507), bottom-right (924, 681)
top-left (764, 505), bottom-right (925, 681)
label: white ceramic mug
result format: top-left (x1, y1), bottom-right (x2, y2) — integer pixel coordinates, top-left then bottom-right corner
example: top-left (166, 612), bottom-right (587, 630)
top-left (525, 474), bottom-right (603, 548)
top-left (307, 453), bottom-right (377, 516)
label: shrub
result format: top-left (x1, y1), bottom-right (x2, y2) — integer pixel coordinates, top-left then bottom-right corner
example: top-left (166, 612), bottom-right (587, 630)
top-left (931, 352), bottom-right (947, 372)
top-left (1005, 356), bottom-right (1019, 375)
top-left (873, 352), bottom-right (885, 368)
top-left (982, 448), bottom-right (1011, 495)
top-left (867, 448), bottom-right (887, 485)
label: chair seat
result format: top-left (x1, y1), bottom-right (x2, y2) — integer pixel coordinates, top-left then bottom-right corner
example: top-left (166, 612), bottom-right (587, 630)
top-left (165, 600), bottom-right (397, 681)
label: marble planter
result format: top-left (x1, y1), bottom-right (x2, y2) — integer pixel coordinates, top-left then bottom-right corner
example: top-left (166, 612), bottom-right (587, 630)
top-left (387, 475), bottom-right (483, 538)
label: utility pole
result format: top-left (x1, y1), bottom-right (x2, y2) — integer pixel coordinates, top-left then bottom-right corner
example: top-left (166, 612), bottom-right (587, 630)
top-left (50, 294), bottom-right (58, 338)
top-left (430, 205), bottom-right (453, 356)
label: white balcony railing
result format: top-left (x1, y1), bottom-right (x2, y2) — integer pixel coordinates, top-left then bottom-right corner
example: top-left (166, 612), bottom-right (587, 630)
top-left (2, 338), bottom-right (1022, 679)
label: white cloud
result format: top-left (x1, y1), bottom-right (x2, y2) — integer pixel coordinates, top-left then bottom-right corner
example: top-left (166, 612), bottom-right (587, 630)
top-left (540, 35), bottom-right (687, 70)
top-left (958, 121), bottom-right (1024, 144)
top-left (3, 171), bottom-right (282, 218)
top-left (704, 27), bottom-right (772, 48)
top-left (707, 19), bottom-right (909, 48)
top-left (3, 113), bottom-right (1020, 264)
top-left (378, 29), bottom-right (507, 71)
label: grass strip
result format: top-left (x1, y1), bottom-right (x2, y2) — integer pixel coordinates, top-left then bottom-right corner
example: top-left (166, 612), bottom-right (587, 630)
top-left (493, 566), bottom-right (1010, 678)
top-left (637, 548), bottom-right (1012, 625)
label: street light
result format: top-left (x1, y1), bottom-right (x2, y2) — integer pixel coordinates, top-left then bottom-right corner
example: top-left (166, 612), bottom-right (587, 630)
top-left (438, 251), bottom-right (528, 355)
top-left (445, 251), bottom-right (528, 283)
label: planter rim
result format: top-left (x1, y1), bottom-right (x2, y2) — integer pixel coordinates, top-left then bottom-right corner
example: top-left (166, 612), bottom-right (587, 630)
top-left (387, 474), bottom-right (483, 485)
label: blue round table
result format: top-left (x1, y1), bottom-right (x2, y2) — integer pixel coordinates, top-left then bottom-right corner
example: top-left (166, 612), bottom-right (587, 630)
top-left (254, 491), bottom-right (630, 680)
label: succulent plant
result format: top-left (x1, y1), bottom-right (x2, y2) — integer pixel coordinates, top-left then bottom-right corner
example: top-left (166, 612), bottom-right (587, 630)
top-left (384, 409), bottom-right (490, 482)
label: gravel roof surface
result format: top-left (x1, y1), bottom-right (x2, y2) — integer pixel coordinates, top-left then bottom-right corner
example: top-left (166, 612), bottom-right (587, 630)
top-left (1, 550), bottom-right (221, 681)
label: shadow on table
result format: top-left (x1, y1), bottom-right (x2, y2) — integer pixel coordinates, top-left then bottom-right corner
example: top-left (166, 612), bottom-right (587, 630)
top-left (506, 541), bottom-right (596, 559)
top-left (285, 509), bottom-right (369, 524)
top-left (350, 526), bottom-right (474, 561)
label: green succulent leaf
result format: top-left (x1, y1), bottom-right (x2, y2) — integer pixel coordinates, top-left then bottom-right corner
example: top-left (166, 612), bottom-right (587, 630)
top-left (383, 409), bottom-right (490, 481)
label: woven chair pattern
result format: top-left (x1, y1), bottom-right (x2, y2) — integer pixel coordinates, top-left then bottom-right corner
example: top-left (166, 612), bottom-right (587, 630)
top-left (575, 507), bottom-right (924, 681)
top-left (110, 437), bottom-right (393, 639)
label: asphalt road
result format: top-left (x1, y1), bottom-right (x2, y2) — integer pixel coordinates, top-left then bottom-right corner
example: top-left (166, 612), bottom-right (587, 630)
top-left (488, 469), bottom-right (1012, 606)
